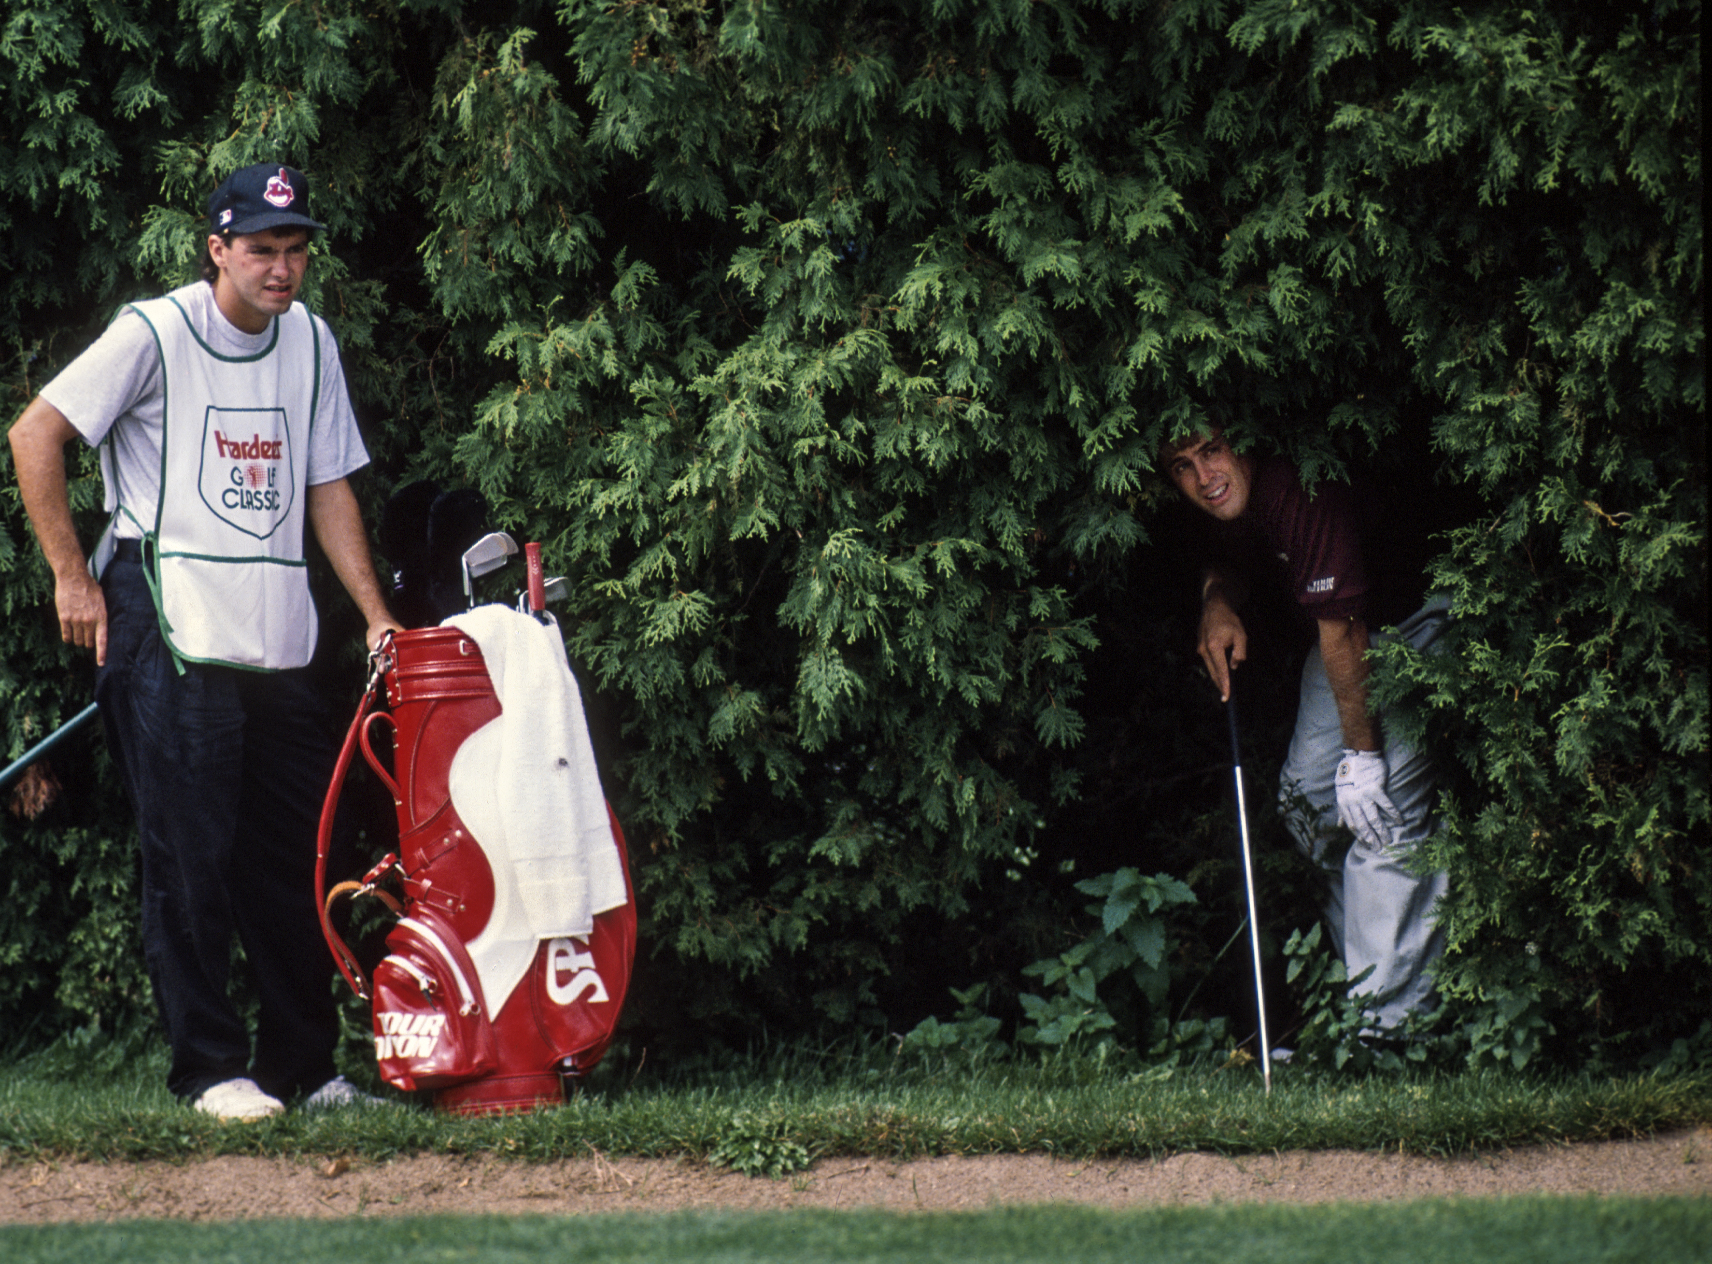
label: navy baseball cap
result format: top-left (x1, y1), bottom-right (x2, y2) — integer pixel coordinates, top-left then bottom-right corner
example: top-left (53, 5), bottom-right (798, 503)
top-left (207, 164), bottom-right (325, 236)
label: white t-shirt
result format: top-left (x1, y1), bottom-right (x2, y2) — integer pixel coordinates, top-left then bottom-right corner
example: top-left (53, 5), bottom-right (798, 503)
top-left (42, 281), bottom-right (370, 540)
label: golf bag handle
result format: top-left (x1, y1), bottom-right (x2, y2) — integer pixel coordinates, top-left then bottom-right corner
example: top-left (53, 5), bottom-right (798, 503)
top-left (359, 710), bottom-right (403, 804)
top-left (315, 639), bottom-right (393, 1000)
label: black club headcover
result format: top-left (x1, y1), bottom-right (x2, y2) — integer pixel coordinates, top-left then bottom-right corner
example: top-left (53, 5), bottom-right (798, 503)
top-left (379, 479), bottom-right (443, 629)
top-left (425, 487), bottom-right (491, 621)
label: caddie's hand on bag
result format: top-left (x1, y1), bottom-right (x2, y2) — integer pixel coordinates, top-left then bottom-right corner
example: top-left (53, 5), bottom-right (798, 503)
top-left (1335, 749), bottom-right (1402, 850)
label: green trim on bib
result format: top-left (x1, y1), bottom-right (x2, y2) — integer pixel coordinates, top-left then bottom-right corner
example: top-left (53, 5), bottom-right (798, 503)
top-left (157, 550), bottom-right (309, 567)
top-left (309, 316), bottom-right (321, 440)
top-left (121, 302), bottom-right (172, 540)
top-left (165, 293), bottom-right (281, 362)
top-left (119, 305), bottom-right (185, 672)
top-left (132, 532), bottom-right (186, 676)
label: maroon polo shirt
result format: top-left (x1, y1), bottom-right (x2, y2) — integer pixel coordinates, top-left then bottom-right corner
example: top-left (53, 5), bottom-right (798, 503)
top-left (1246, 455), bottom-right (1369, 623)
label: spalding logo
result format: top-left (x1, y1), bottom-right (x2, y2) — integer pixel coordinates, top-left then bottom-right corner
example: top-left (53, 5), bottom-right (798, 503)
top-left (264, 169), bottom-right (295, 208)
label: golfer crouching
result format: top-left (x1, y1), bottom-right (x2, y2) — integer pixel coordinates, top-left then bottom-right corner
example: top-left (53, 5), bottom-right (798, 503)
top-left (1162, 427), bottom-right (1451, 1037)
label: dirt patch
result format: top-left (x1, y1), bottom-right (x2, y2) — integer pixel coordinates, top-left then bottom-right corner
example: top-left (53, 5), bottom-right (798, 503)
top-left (5, 1129), bottom-right (1708, 1223)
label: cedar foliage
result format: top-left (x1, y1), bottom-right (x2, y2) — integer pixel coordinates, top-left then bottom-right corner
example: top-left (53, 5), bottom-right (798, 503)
top-left (0, 0), bottom-right (1702, 1062)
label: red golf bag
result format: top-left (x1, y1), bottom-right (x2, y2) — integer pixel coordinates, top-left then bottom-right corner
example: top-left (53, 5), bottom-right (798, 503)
top-left (316, 616), bottom-right (636, 1115)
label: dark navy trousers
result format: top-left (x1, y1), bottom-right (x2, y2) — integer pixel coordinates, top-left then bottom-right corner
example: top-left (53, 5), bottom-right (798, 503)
top-left (97, 548), bottom-right (338, 1101)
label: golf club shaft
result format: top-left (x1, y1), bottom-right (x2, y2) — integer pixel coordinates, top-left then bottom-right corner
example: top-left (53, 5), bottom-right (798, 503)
top-left (0, 701), bottom-right (100, 793)
top-left (1227, 688), bottom-right (1273, 1093)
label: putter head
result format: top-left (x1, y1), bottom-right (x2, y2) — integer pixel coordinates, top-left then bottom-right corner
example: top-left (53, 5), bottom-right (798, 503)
top-left (461, 532), bottom-right (518, 606)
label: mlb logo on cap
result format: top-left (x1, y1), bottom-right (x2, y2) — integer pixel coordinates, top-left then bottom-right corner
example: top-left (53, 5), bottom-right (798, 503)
top-left (207, 163), bottom-right (325, 237)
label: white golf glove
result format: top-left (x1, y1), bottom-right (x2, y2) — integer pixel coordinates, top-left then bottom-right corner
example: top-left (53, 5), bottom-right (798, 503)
top-left (1335, 749), bottom-right (1402, 851)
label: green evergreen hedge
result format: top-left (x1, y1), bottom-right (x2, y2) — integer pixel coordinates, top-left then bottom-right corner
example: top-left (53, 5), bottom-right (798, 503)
top-left (1, 0), bottom-right (1702, 1064)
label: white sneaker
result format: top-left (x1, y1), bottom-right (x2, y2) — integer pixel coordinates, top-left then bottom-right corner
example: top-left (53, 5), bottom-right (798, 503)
top-left (195, 1077), bottom-right (284, 1121)
top-left (304, 1074), bottom-right (385, 1111)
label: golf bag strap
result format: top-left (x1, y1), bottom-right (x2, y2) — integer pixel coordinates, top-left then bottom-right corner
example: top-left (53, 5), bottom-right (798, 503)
top-left (325, 878), bottom-right (405, 920)
top-left (316, 640), bottom-right (392, 1000)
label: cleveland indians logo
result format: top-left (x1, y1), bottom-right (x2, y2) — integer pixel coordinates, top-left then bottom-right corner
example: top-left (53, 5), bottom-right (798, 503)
top-left (264, 168), bottom-right (295, 208)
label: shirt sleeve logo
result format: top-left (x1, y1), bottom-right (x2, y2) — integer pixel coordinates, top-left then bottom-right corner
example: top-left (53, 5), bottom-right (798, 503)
top-left (197, 407), bottom-right (295, 539)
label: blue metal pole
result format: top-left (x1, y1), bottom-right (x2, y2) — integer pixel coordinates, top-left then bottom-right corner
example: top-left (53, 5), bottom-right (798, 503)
top-left (0, 702), bottom-right (99, 793)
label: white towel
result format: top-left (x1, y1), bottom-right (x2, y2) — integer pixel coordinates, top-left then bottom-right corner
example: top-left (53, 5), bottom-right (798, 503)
top-left (444, 605), bottom-right (627, 1013)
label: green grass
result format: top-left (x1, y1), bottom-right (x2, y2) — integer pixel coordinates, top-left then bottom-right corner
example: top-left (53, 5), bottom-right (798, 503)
top-left (2, 1034), bottom-right (1708, 1166)
top-left (4, 1200), bottom-right (1710, 1263)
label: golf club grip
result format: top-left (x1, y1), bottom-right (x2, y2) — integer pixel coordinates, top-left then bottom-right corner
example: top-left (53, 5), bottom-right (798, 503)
top-left (525, 542), bottom-right (546, 612)
top-left (1225, 680), bottom-right (1241, 765)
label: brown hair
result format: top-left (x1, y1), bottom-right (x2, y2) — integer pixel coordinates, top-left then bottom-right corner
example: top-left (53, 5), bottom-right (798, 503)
top-left (196, 233), bottom-right (229, 285)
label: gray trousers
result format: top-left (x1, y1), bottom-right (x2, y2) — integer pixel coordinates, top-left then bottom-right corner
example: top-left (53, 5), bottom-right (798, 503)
top-left (1279, 597), bottom-right (1451, 1032)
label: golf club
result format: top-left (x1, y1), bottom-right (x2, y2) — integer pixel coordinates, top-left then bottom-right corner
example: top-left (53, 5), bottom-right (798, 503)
top-left (517, 542), bottom-right (566, 620)
top-left (0, 701), bottom-right (99, 794)
top-left (1227, 681), bottom-right (1274, 1093)
top-left (519, 575), bottom-right (568, 613)
top-left (460, 532), bottom-right (518, 608)
top-left (524, 541), bottom-right (546, 616)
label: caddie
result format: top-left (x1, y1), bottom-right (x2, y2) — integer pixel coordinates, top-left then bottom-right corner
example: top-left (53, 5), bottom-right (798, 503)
top-left (8, 163), bottom-right (403, 1119)
top-left (1162, 427), bottom-right (1451, 1035)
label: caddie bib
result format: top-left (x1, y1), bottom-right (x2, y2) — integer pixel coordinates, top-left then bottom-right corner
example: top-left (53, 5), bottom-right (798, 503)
top-left (124, 286), bottom-right (321, 670)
